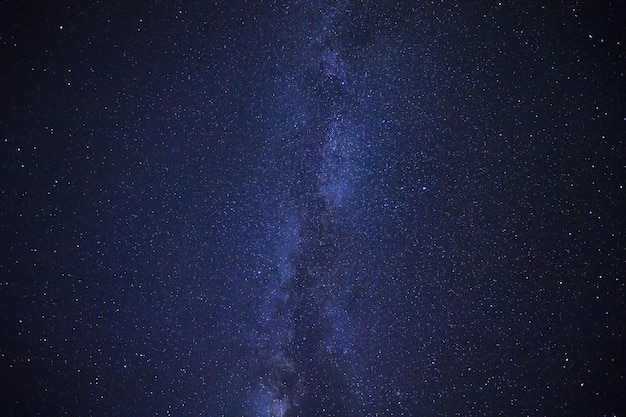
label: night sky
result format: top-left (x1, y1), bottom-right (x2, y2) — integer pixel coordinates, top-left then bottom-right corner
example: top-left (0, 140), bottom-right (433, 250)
top-left (1, 1), bottom-right (625, 416)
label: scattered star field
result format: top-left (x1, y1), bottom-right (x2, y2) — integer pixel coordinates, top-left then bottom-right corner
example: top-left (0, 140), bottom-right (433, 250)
top-left (1, 1), bottom-right (625, 416)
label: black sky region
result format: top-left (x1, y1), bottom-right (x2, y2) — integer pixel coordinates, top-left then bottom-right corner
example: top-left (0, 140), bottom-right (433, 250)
top-left (1, 1), bottom-right (625, 416)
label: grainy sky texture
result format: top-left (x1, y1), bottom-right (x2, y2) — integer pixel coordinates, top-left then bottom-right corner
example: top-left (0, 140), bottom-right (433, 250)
top-left (1, 1), bottom-right (625, 416)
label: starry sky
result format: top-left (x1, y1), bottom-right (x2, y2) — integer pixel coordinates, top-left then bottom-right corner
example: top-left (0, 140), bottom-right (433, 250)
top-left (1, 1), bottom-right (625, 416)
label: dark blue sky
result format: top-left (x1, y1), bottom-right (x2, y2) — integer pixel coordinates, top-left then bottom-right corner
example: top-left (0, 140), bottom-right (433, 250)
top-left (1, 1), bottom-right (624, 416)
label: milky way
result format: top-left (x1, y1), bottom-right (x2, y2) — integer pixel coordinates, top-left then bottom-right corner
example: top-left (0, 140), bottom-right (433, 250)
top-left (1, 1), bottom-right (625, 416)
top-left (244, 5), bottom-right (374, 413)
